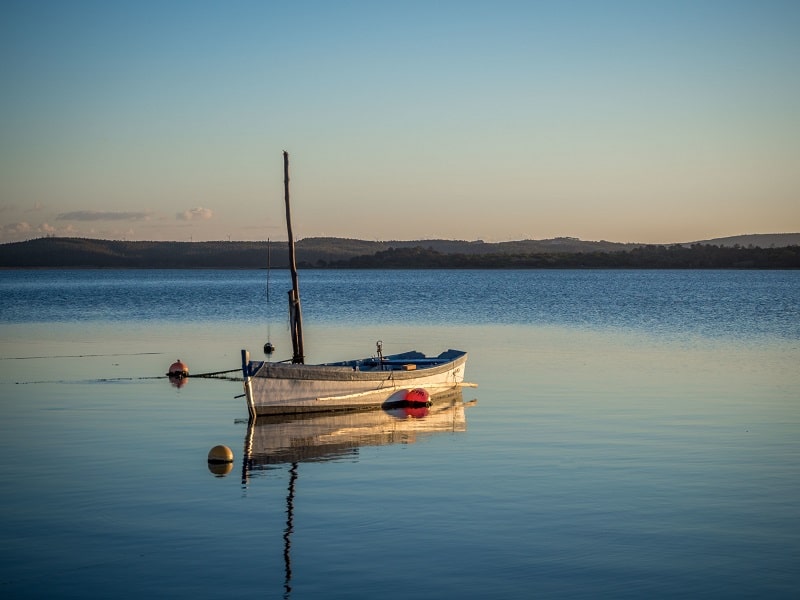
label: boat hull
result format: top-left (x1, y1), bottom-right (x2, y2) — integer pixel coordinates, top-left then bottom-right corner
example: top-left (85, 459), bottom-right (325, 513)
top-left (242, 349), bottom-right (468, 416)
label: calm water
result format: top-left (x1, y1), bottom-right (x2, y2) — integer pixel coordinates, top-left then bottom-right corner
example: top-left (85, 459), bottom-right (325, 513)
top-left (1, 269), bottom-right (798, 599)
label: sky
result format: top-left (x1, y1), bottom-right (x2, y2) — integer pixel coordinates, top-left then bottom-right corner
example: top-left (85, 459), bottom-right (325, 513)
top-left (1, 0), bottom-right (799, 244)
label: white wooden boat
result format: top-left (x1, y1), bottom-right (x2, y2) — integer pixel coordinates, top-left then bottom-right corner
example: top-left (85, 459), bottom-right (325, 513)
top-left (242, 345), bottom-right (468, 416)
top-left (241, 152), bottom-right (471, 417)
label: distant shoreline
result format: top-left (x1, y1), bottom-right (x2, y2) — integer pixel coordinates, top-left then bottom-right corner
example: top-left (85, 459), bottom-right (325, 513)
top-left (1, 236), bottom-right (798, 269)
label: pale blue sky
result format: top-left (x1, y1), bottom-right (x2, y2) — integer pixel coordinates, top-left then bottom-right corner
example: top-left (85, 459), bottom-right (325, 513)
top-left (1, 0), bottom-right (798, 243)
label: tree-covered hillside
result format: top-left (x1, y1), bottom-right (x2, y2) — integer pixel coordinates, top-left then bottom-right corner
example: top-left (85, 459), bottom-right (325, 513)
top-left (1, 236), bottom-right (798, 269)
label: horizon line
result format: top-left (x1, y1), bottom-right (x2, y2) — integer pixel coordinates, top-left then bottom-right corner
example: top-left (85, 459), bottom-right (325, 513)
top-left (5, 232), bottom-right (800, 247)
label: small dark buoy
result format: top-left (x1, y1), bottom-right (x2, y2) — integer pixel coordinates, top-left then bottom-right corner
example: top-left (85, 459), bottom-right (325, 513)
top-left (264, 342), bottom-right (275, 355)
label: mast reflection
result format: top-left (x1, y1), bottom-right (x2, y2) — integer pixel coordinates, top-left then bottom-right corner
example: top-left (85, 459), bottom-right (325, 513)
top-left (283, 462), bottom-right (297, 599)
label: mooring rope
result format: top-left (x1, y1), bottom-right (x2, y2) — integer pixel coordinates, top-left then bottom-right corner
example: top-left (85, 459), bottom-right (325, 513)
top-left (186, 368), bottom-right (241, 378)
top-left (12, 368), bottom-right (243, 385)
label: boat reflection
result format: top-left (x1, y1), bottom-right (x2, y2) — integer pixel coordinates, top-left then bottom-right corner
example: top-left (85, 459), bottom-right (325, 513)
top-left (239, 388), bottom-right (474, 598)
top-left (241, 388), bottom-right (472, 481)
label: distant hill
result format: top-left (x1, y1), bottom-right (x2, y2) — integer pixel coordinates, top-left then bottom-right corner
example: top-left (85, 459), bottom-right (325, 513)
top-left (689, 233), bottom-right (800, 248)
top-left (0, 236), bottom-right (643, 268)
top-left (0, 238), bottom-right (270, 268)
top-left (297, 236), bottom-right (638, 261)
top-left (1, 234), bottom-right (798, 268)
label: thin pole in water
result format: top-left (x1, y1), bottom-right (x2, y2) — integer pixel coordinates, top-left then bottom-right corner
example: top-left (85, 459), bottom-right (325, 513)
top-left (266, 237), bottom-right (271, 303)
top-left (264, 237), bottom-right (274, 356)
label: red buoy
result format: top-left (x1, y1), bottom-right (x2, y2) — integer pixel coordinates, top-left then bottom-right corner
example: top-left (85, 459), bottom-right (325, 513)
top-left (403, 388), bottom-right (429, 404)
top-left (167, 359), bottom-right (189, 378)
top-left (383, 388), bottom-right (431, 419)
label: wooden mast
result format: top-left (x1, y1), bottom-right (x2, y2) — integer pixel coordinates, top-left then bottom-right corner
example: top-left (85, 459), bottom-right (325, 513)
top-left (284, 151), bottom-right (304, 364)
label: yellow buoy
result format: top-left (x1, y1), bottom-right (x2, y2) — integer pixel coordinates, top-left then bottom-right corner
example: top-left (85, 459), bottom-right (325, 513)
top-left (208, 444), bottom-right (234, 464)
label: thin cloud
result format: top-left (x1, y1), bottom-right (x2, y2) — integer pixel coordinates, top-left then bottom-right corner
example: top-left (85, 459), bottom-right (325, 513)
top-left (56, 210), bottom-right (153, 221)
top-left (177, 207), bottom-right (213, 221)
top-left (2, 221), bottom-right (32, 234)
top-left (1, 222), bottom-right (80, 238)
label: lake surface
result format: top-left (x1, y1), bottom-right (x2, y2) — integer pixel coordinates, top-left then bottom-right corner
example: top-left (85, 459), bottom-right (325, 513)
top-left (1, 269), bottom-right (798, 599)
